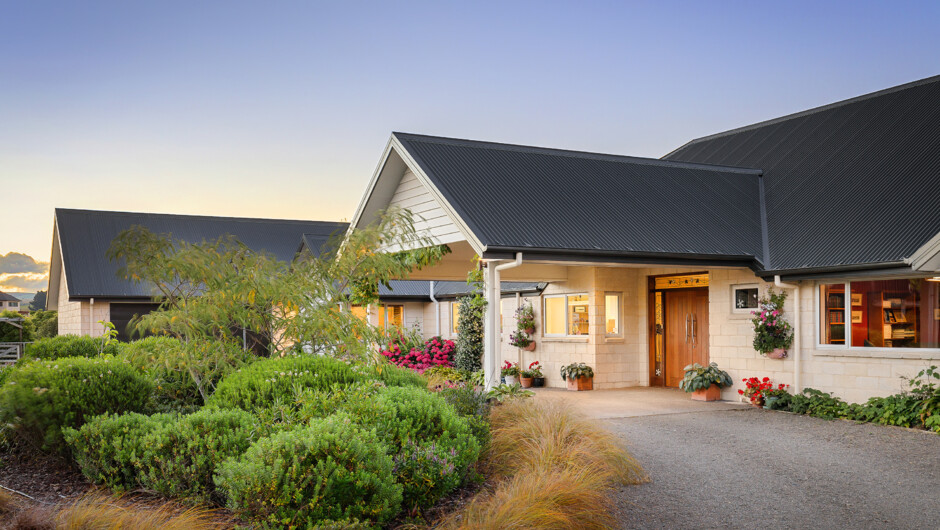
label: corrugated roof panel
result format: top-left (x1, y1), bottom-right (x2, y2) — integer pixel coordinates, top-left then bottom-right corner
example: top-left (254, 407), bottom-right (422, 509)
top-left (666, 76), bottom-right (940, 272)
top-left (57, 209), bottom-right (347, 298)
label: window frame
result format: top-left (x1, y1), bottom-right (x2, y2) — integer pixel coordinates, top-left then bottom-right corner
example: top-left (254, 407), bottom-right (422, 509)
top-left (604, 292), bottom-right (623, 337)
top-left (731, 284), bottom-right (760, 314)
top-left (543, 293), bottom-right (590, 338)
top-left (815, 278), bottom-right (940, 354)
top-left (378, 303), bottom-right (405, 331)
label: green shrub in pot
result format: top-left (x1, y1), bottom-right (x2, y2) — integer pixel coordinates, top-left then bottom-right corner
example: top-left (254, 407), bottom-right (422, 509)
top-left (678, 362), bottom-right (732, 393)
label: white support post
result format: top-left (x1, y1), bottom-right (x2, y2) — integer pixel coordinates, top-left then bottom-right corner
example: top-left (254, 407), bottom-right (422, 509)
top-left (483, 263), bottom-right (501, 390)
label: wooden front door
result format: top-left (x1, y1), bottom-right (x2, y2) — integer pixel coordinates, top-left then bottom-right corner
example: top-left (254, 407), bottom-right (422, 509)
top-left (663, 288), bottom-right (709, 387)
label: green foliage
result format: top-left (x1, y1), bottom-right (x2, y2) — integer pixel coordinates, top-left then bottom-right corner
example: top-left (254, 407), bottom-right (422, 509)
top-left (63, 412), bottom-right (174, 491)
top-left (26, 310), bottom-right (57, 339)
top-left (392, 440), bottom-right (462, 513)
top-left (121, 336), bottom-right (221, 412)
top-left (24, 335), bottom-right (121, 361)
top-left (0, 309), bottom-right (32, 342)
top-left (454, 267), bottom-right (485, 372)
top-left (29, 290), bottom-right (47, 312)
top-left (370, 362), bottom-right (427, 389)
top-left (0, 356), bottom-right (153, 452)
top-left (486, 383), bottom-right (534, 403)
top-left (560, 362), bottom-right (594, 380)
top-left (788, 388), bottom-right (852, 419)
top-left (423, 365), bottom-right (467, 383)
top-left (678, 362), bottom-right (733, 392)
top-left (215, 416), bottom-right (402, 526)
top-left (207, 355), bottom-right (364, 412)
top-left (137, 408), bottom-right (258, 502)
top-left (439, 382), bottom-right (491, 449)
top-left (751, 288), bottom-right (795, 355)
top-left (343, 385), bottom-right (480, 510)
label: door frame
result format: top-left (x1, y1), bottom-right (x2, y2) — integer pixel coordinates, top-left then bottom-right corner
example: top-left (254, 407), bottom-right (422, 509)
top-left (648, 272), bottom-right (709, 387)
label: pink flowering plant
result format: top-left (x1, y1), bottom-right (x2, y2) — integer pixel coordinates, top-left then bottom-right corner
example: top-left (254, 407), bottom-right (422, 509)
top-left (380, 335), bottom-right (455, 373)
top-left (750, 288), bottom-right (794, 356)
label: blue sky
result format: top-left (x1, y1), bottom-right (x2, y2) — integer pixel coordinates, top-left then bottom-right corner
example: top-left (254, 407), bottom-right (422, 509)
top-left (1, 1), bottom-right (938, 290)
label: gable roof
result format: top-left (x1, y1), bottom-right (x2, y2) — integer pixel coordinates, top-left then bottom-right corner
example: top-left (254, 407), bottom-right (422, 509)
top-left (53, 208), bottom-right (347, 299)
top-left (665, 75), bottom-right (940, 274)
top-left (0, 291), bottom-right (20, 303)
top-left (392, 132), bottom-right (764, 266)
top-left (377, 280), bottom-right (544, 301)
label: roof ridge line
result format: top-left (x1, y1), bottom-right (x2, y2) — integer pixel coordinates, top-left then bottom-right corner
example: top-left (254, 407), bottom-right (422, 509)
top-left (678, 74), bottom-right (940, 147)
top-left (55, 208), bottom-right (346, 226)
top-left (393, 132), bottom-right (763, 175)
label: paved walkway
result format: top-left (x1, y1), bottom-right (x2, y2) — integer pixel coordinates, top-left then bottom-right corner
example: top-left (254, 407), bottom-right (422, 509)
top-left (535, 388), bottom-right (940, 530)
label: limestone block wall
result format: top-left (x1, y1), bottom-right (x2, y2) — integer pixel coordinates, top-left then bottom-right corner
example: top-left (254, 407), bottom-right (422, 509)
top-left (56, 261), bottom-right (111, 337)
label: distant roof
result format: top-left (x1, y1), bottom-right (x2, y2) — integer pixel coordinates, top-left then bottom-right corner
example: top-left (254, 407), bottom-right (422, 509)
top-left (393, 132), bottom-right (764, 266)
top-left (665, 75), bottom-right (940, 273)
top-left (378, 280), bottom-right (544, 301)
top-left (0, 291), bottom-right (20, 302)
top-left (54, 208), bottom-right (347, 299)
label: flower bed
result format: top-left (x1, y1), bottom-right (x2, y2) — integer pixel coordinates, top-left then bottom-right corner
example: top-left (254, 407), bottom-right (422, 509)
top-left (380, 336), bottom-right (456, 373)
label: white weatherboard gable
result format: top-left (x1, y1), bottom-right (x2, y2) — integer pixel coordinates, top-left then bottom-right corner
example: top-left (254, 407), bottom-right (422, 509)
top-left (908, 230), bottom-right (940, 272)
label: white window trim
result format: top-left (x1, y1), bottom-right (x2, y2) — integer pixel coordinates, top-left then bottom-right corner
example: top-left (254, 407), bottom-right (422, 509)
top-left (544, 293), bottom-right (590, 337)
top-left (814, 279), bottom-right (940, 357)
top-left (731, 283), bottom-right (760, 314)
top-left (604, 292), bottom-right (623, 337)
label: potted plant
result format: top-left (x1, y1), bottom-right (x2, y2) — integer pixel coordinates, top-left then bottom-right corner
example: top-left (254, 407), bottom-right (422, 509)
top-left (501, 360), bottom-right (521, 386)
top-left (515, 301), bottom-right (536, 334)
top-left (751, 288), bottom-right (794, 359)
top-left (509, 330), bottom-right (535, 351)
top-left (560, 362), bottom-right (594, 391)
top-left (678, 362), bottom-right (733, 401)
top-left (738, 376), bottom-right (788, 407)
top-left (527, 361), bottom-right (545, 387)
top-left (519, 368), bottom-right (535, 388)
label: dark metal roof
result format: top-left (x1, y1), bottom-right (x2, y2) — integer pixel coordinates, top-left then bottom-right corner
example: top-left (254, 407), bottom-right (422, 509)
top-left (378, 280), bottom-right (544, 301)
top-left (56, 208), bottom-right (347, 298)
top-left (665, 75), bottom-right (940, 273)
top-left (393, 132), bottom-right (764, 265)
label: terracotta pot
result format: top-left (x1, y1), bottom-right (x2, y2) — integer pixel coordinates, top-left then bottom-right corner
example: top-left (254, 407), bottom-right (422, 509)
top-left (522, 342), bottom-right (536, 351)
top-left (691, 384), bottom-right (722, 401)
top-left (504, 375), bottom-right (517, 386)
top-left (749, 397), bottom-right (765, 408)
top-left (532, 377), bottom-right (545, 388)
top-left (520, 376), bottom-right (534, 388)
top-left (524, 326), bottom-right (535, 334)
top-left (566, 376), bottom-right (593, 391)
top-left (767, 348), bottom-right (788, 359)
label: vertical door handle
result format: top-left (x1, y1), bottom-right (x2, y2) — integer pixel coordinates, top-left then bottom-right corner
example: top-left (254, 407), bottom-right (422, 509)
top-left (685, 314), bottom-right (690, 344)
top-left (691, 314), bottom-right (696, 347)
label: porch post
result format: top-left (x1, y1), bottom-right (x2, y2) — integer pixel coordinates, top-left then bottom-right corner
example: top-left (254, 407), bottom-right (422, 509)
top-left (483, 262), bottom-right (500, 390)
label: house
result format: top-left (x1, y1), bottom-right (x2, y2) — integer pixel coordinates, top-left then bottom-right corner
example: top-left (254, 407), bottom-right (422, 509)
top-left (0, 292), bottom-right (25, 314)
top-left (349, 76), bottom-right (940, 402)
top-left (47, 208), bottom-right (347, 340)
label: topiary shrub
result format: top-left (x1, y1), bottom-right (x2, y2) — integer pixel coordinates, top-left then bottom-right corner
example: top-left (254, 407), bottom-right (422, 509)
top-left (207, 355), bottom-right (365, 412)
top-left (136, 408), bottom-right (258, 502)
top-left (24, 335), bottom-right (121, 361)
top-left (121, 336), bottom-right (202, 413)
top-left (343, 385), bottom-right (480, 511)
top-left (0, 356), bottom-right (153, 452)
top-left (215, 415), bottom-right (402, 526)
top-left (63, 412), bottom-right (175, 491)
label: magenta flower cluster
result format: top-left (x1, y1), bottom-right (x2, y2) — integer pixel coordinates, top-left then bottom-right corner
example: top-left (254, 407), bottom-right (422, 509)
top-left (380, 336), bottom-right (455, 373)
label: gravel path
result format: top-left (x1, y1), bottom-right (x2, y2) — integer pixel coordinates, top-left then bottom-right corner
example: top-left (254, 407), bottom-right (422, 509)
top-left (609, 408), bottom-right (940, 530)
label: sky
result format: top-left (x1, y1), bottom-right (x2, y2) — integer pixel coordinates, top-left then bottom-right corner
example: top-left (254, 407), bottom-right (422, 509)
top-left (1, 0), bottom-right (938, 293)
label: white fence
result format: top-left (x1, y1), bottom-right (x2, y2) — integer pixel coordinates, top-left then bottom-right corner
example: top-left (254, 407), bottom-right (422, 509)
top-left (0, 342), bottom-right (27, 365)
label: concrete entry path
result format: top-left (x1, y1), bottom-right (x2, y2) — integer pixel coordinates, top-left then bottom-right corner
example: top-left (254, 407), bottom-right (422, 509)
top-left (536, 388), bottom-right (940, 529)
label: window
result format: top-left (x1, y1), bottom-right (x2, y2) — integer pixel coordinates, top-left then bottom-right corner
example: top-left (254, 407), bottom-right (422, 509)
top-left (605, 293), bottom-right (621, 335)
top-left (819, 278), bottom-right (940, 349)
top-left (544, 294), bottom-right (589, 337)
top-left (350, 305), bottom-right (368, 322)
top-left (451, 302), bottom-right (460, 334)
top-left (732, 284), bottom-right (759, 313)
top-left (378, 304), bottom-right (404, 330)
top-left (8, 302), bottom-right (17, 308)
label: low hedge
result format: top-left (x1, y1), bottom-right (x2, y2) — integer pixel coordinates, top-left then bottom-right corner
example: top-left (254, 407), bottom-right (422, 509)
top-left (0, 356), bottom-right (153, 452)
top-left (64, 412), bottom-right (175, 491)
top-left (24, 335), bottom-right (121, 361)
top-left (121, 336), bottom-right (203, 413)
top-left (137, 408), bottom-right (258, 502)
top-left (215, 416), bottom-right (402, 526)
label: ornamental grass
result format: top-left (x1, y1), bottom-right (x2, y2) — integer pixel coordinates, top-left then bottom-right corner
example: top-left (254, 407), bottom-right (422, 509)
top-left (438, 399), bottom-right (647, 529)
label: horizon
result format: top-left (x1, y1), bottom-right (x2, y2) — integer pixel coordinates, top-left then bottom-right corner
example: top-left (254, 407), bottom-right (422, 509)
top-left (2, 1), bottom-right (938, 293)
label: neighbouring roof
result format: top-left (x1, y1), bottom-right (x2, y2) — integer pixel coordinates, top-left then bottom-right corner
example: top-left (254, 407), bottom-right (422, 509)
top-left (665, 75), bottom-right (940, 274)
top-left (378, 280), bottom-right (544, 301)
top-left (0, 291), bottom-right (20, 302)
top-left (54, 208), bottom-right (347, 299)
top-left (393, 132), bottom-right (764, 265)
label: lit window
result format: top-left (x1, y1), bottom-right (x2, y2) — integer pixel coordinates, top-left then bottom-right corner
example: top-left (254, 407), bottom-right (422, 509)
top-left (605, 293), bottom-right (621, 335)
top-left (350, 305), bottom-right (368, 322)
top-left (452, 302), bottom-right (460, 334)
top-left (851, 278), bottom-right (939, 348)
top-left (544, 294), bottom-right (589, 336)
top-left (820, 283), bottom-right (846, 345)
top-left (379, 305), bottom-right (404, 330)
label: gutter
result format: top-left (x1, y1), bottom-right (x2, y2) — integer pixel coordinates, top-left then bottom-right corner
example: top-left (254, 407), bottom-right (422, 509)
top-left (774, 276), bottom-right (801, 393)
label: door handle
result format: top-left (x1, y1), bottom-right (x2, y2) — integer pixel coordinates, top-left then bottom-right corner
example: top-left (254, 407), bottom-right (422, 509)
top-left (685, 314), bottom-right (691, 344)
top-left (691, 314), bottom-right (696, 347)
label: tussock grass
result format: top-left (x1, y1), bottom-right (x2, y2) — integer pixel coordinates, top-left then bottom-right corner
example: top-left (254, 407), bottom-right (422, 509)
top-left (438, 399), bottom-right (647, 529)
top-left (2, 492), bottom-right (229, 530)
top-left (0, 489), bottom-right (22, 515)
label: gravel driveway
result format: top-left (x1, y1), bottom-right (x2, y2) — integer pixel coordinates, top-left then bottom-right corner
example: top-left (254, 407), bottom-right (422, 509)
top-left (608, 408), bottom-right (940, 530)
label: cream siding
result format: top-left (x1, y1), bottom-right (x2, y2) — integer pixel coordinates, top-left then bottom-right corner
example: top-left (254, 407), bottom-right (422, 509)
top-left (388, 171), bottom-right (464, 245)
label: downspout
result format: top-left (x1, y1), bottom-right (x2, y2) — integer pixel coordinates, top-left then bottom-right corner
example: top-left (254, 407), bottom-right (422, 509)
top-left (495, 253), bottom-right (524, 373)
top-left (483, 253), bottom-right (523, 390)
top-left (774, 276), bottom-right (801, 392)
top-left (429, 281), bottom-right (440, 336)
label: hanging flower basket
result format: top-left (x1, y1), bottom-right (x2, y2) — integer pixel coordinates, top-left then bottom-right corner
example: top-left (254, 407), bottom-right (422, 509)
top-left (751, 288), bottom-right (794, 358)
top-left (767, 348), bottom-right (787, 359)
